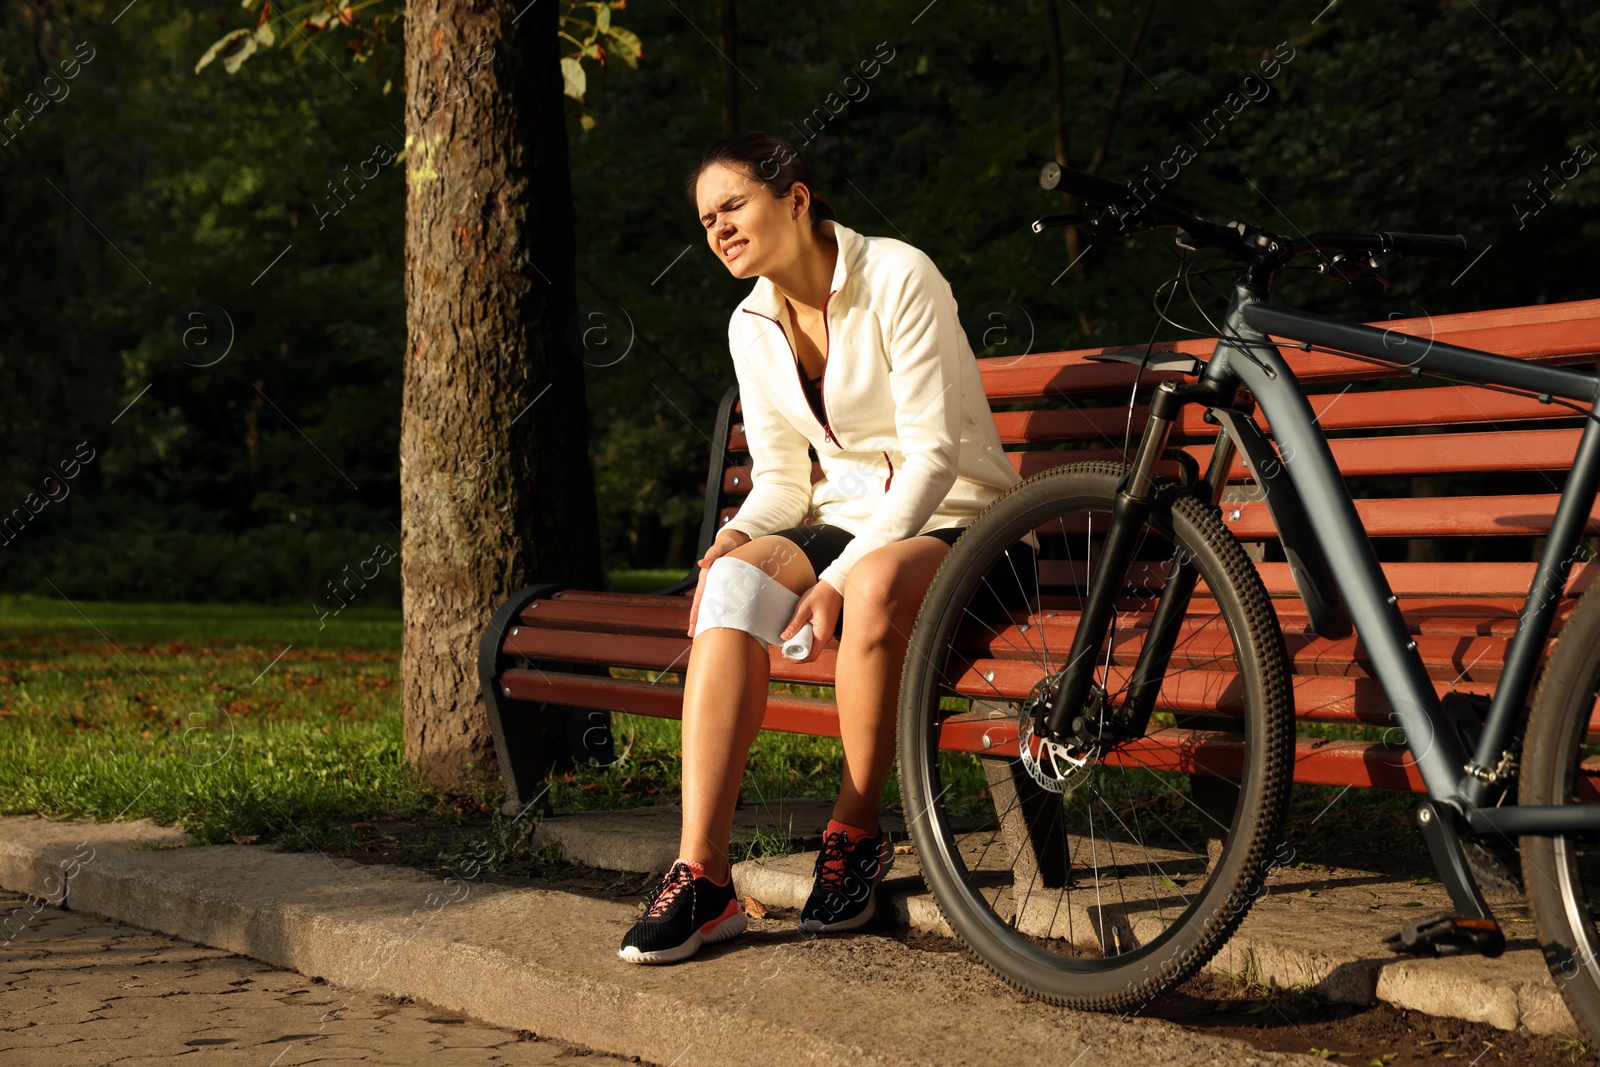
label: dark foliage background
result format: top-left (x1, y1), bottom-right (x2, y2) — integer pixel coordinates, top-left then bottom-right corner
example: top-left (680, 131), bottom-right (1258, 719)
top-left (1, 0), bottom-right (1595, 604)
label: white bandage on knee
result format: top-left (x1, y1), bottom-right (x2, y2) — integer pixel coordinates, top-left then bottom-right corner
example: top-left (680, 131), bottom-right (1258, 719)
top-left (694, 556), bottom-right (800, 648)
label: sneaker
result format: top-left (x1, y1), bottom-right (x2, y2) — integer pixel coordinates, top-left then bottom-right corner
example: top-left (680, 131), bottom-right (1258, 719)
top-left (618, 859), bottom-right (747, 964)
top-left (799, 825), bottom-right (894, 934)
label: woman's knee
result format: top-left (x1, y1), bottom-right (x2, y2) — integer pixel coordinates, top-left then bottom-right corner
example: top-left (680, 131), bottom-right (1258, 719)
top-left (841, 557), bottom-right (923, 643)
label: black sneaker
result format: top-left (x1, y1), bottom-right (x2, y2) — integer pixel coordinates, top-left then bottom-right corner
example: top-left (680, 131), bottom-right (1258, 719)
top-left (799, 827), bottom-right (894, 933)
top-left (618, 860), bottom-right (747, 964)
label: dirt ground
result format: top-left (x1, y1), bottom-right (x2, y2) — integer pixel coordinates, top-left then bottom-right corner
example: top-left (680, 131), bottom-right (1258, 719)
top-left (274, 804), bottom-right (1596, 1066)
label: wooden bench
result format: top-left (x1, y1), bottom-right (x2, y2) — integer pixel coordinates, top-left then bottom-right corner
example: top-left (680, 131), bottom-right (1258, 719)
top-left (478, 299), bottom-right (1600, 814)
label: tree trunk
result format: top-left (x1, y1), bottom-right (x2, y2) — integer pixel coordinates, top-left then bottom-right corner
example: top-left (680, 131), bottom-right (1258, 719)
top-left (401, 0), bottom-right (603, 791)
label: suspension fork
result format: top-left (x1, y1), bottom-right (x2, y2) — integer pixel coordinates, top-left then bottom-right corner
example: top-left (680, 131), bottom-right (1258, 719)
top-left (1117, 420), bottom-right (1241, 739)
top-left (1042, 381), bottom-right (1242, 742)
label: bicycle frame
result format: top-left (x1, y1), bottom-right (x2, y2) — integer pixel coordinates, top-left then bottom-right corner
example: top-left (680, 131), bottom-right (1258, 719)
top-left (1043, 274), bottom-right (1600, 924)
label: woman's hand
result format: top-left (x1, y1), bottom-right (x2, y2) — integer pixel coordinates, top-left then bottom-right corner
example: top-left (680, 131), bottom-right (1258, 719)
top-left (780, 579), bottom-right (843, 663)
top-left (687, 529), bottom-right (753, 636)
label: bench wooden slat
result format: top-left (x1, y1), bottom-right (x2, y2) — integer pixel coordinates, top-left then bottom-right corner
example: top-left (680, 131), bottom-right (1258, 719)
top-left (953, 614), bottom-right (1511, 684)
top-left (509, 609), bottom-right (1513, 686)
top-left (724, 423), bottom-right (1585, 493)
top-left (937, 720), bottom-right (1429, 791)
top-left (515, 597), bottom-right (690, 635)
top-left (980, 389), bottom-right (1583, 449)
top-left (1223, 492), bottom-right (1600, 539)
top-left (1222, 596), bottom-right (1550, 637)
top-left (1261, 561), bottom-right (1596, 600)
top-left (1030, 560), bottom-right (1591, 599)
top-left (514, 594), bottom-right (1555, 638)
top-left (502, 667), bottom-right (845, 736)
top-left (541, 589), bottom-right (692, 605)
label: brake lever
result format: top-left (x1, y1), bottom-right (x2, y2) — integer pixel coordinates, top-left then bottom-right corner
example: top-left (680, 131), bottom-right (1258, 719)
top-left (1318, 251), bottom-right (1393, 293)
top-left (1030, 214), bottom-right (1092, 233)
top-left (1032, 209), bottom-right (1152, 240)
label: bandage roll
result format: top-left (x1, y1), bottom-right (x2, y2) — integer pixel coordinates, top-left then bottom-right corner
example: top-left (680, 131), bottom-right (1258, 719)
top-left (692, 556), bottom-right (800, 648)
top-left (781, 622), bottom-right (814, 661)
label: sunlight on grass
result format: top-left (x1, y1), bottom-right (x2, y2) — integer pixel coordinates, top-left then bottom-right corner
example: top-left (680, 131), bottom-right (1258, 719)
top-left (0, 590), bottom-right (870, 847)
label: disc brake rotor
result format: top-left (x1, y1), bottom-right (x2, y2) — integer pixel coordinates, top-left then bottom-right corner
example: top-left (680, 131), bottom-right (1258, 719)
top-left (1017, 679), bottom-right (1101, 794)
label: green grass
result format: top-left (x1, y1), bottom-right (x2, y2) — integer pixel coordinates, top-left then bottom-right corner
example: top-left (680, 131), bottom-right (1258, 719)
top-left (604, 569), bottom-right (691, 593)
top-left (0, 584), bottom-right (859, 851)
top-left (544, 710), bottom-right (853, 815)
top-left (0, 584), bottom-right (1435, 871)
top-left (0, 593), bottom-right (439, 847)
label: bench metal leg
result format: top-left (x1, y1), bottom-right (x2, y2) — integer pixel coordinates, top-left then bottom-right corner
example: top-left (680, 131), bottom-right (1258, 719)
top-left (980, 756), bottom-right (1069, 890)
top-left (479, 583), bottom-right (569, 817)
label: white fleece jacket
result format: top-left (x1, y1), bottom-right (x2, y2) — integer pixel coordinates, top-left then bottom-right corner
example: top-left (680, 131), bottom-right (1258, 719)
top-left (721, 218), bottom-right (1022, 594)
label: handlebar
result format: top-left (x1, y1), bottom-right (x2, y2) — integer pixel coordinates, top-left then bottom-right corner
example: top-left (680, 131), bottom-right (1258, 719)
top-left (1038, 162), bottom-right (1137, 209)
top-left (1039, 161), bottom-right (1224, 246)
top-left (1037, 162), bottom-right (1468, 266)
top-left (1291, 232), bottom-right (1469, 260)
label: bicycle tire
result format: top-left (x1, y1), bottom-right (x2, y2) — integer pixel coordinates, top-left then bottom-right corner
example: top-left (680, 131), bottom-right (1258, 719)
top-left (1520, 582), bottom-right (1600, 1042)
top-left (897, 461), bottom-right (1294, 1009)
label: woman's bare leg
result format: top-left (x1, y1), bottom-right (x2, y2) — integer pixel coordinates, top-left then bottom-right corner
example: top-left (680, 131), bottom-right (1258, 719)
top-left (677, 535), bottom-right (815, 883)
top-left (829, 537), bottom-right (951, 833)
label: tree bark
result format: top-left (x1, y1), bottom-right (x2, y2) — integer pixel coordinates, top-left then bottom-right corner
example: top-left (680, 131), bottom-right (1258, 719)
top-left (401, 0), bottom-right (603, 790)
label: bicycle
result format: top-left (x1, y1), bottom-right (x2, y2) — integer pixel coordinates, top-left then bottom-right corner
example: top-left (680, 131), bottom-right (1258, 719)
top-left (895, 161), bottom-right (1600, 1034)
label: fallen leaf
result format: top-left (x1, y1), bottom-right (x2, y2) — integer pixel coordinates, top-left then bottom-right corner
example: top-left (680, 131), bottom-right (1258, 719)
top-left (743, 895), bottom-right (768, 919)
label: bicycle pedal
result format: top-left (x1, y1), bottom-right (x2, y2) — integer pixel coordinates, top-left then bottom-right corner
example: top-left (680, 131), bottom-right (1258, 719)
top-left (1383, 913), bottom-right (1505, 958)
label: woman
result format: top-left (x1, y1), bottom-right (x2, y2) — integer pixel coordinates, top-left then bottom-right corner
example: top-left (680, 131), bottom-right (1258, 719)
top-left (619, 132), bottom-right (1034, 964)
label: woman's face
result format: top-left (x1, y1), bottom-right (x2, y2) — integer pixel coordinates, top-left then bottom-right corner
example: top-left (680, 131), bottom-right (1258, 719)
top-left (696, 162), bottom-right (801, 280)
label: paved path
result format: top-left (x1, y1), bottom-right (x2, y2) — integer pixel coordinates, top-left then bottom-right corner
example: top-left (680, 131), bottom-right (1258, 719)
top-left (0, 890), bottom-right (621, 1067)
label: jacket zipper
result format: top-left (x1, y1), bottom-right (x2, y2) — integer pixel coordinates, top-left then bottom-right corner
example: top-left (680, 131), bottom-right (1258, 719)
top-left (741, 290), bottom-right (839, 446)
top-left (818, 291), bottom-right (835, 444)
top-left (883, 451), bottom-right (894, 492)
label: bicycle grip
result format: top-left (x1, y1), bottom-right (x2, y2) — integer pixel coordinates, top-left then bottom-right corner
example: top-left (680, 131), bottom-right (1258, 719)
top-left (1038, 162), bottom-right (1137, 208)
top-left (1385, 232), bottom-right (1469, 260)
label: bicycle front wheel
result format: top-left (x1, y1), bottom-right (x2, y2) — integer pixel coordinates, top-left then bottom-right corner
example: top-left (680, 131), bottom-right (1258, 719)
top-left (897, 462), bottom-right (1294, 1009)
top-left (1521, 582), bottom-right (1600, 1042)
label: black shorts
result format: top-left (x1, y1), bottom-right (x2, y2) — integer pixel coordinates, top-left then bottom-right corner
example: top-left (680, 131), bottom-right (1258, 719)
top-left (763, 522), bottom-right (1037, 630)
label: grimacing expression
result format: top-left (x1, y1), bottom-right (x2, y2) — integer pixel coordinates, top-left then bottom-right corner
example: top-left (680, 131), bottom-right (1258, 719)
top-left (697, 162), bottom-right (809, 279)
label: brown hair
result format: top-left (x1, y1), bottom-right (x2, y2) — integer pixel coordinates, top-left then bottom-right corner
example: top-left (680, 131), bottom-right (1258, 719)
top-left (686, 131), bottom-right (839, 232)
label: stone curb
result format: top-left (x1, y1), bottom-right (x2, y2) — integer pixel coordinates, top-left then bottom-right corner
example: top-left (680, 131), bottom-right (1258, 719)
top-left (0, 815), bottom-right (1322, 1067)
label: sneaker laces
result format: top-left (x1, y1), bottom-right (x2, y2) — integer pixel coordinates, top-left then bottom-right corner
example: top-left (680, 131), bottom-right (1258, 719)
top-left (642, 862), bottom-right (695, 919)
top-left (813, 829), bottom-right (854, 895)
